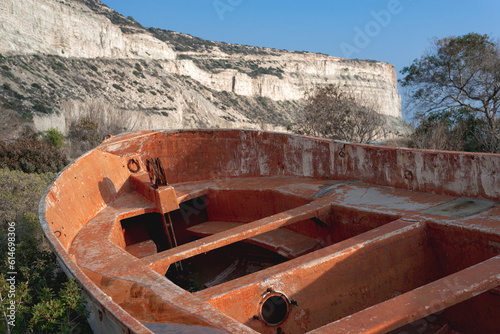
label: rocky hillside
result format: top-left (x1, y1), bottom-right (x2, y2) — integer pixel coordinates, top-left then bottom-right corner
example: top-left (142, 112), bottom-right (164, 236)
top-left (0, 0), bottom-right (404, 139)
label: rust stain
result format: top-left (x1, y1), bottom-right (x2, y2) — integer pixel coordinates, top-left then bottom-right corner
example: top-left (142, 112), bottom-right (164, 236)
top-left (38, 130), bottom-right (500, 334)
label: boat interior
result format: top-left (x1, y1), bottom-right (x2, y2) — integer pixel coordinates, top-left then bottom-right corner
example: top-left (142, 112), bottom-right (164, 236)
top-left (40, 130), bottom-right (500, 334)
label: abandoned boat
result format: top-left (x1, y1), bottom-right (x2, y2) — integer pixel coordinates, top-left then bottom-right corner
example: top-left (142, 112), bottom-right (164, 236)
top-left (39, 129), bottom-right (500, 334)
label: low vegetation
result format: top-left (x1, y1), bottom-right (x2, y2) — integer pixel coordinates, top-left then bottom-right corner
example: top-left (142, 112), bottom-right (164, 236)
top-left (0, 168), bottom-right (91, 333)
top-left (0, 138), bottom-right (68, 174)
top-left (178, 56), bottom-right (285, 79)
top-left (0, 105), bottom-right (107, 332)
top-left (43, 128), bottom-right (65, 149)
top-left (149, 28), bottom-right (282, 55)
top-left (63, 97), bottom-right (138, 158)
top-left (0, 116), bottom-right (93, 332)
top-left (80, 0), bottom-right (143, 31)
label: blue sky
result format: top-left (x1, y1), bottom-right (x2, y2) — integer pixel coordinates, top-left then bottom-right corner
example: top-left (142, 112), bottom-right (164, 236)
top-left (100, 0), bottom-right (500, 118)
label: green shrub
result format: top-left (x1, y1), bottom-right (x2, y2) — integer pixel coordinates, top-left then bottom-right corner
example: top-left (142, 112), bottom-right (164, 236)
top-left (248, 66), bottom-right (284, 79)
top-left (0, 169), bottom-right (55, 223)
top-left (132, 70), bottom-right (144, 78)
top-left (12, 91), bottom-right (25, 100)
top-left (53, 61), bottom-right (68, 71)
top-left (221, 115), bottom-right (235, 122)
top-left (112, 83), bottom-right (125, 92)
top-left (3, 71), bottom-right (14, 79)
top-left (33, 103), bottom-right (51, 114)
top-left (111, 69), bottom-right (125, 77)
top-left (0, 169), bottom-right (91, 333)
top-left (31, 82), bottom-right (42, 90)
top-left (28, 278), bottom-right (89, 333)
top-left (177, 54), bottom-right (193, 60)
top-left (43, 128), bottom-right (64, 148)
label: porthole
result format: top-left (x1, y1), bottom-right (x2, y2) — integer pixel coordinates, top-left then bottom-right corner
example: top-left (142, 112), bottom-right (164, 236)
top-left (258, 291), bottom-right (290, 326)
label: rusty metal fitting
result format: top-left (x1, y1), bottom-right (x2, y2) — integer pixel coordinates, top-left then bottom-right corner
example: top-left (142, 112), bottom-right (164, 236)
top-left (102, 134), bottom-right (114, 142)
top-left (258, 290), bottom-right (291, 326)
top-left (146, 157), bottom-right (168, 188)
top-left (127, 158), bottom-right (141, 173)
top-left (339, 144), bottom-right (347, 158)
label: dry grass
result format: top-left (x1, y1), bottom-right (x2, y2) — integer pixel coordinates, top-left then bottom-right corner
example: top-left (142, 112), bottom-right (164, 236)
top-left (61, 97), bottom-right (141, 157)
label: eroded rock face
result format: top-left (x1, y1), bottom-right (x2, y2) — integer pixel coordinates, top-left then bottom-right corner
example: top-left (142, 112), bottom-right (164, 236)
top-left (0, 0), bottom-right (403, 134)
top-left (162, 55), bottom-right (401, 117)
top-left (0, 0), bottom-right (175, 59)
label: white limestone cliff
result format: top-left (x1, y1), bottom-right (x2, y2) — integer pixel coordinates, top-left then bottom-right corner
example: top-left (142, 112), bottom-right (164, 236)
top-left (0, 0), bottom-right (404, 134)
top-left (0, 0), bottom-right (175, 59)
top-left (163, 54), bottom-right (401, 117)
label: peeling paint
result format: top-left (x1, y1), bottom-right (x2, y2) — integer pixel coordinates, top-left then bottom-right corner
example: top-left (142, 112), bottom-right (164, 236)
top-left (39, 130), bottom-right (500, 334)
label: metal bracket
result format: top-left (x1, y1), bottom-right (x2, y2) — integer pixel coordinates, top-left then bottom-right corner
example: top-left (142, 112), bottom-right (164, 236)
top-left (146, 157), bottom-right (168, 188)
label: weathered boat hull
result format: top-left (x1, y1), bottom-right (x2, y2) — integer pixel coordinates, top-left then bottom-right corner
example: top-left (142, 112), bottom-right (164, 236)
top-left (39, 130), bottom-right (500, 333)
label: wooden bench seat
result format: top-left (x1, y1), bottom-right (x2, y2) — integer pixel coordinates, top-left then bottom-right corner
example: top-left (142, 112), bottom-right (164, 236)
top-left (187, 221), bottom-right (320, 259)
top-left (125, 239), bottom-right (158, 258)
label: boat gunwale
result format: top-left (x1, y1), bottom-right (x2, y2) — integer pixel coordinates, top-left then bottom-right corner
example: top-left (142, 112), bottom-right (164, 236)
top-left (38, 160), bottom-right (155, 334)
top-left (38, 129), bottom-right (500, 334)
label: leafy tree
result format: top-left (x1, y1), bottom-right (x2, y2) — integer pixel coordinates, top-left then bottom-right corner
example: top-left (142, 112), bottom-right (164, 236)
top-left (400, 33), bottom-right (500, 152)
top-left (294, 84), bottom-right (385, 143)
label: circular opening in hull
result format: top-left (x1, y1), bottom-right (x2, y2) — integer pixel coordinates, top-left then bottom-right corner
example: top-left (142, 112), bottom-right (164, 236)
top-left (259, 293), bottom-right (290, 326)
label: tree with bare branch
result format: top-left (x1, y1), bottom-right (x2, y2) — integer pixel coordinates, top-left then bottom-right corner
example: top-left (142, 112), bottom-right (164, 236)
top-left (294, 84), bottom-right (385, 143)
top-left (400, 33), bottom-right (500, 152)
